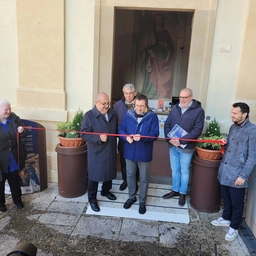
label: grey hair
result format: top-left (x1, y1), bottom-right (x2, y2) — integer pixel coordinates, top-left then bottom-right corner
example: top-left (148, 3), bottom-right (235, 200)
top-left (122, 83), bottom-right (135, 92)
top-left (181, 88), bottom-right (193, 96)
top-left (96, 92), bottom-right (108, 101)
top-left (0, 99), bottom-right (11, 107)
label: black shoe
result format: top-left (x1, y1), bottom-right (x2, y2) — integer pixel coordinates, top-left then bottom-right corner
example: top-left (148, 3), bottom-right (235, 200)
top-left (15, 202), bottom-right (24, 209)
top-left (101, 192), bottom-right (116, 200)
top-left (178, 194), bottom-right (186, 207)
top-left (162, 190), bottom-right (179, 199)
top-left (0, 204), bottom-right (6, 212)
top-left (139, 202), bottom-right (146, 214)
top-left (123, 197), bottom-right (137, 209)
top-left (90, 201), bottom-right (100, 212)
top-left (119, 180), bottom-right (127, 191)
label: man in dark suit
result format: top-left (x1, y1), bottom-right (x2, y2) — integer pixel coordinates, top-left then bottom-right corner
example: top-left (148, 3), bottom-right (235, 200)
top-left (81, 92), bottom-right (118, 212)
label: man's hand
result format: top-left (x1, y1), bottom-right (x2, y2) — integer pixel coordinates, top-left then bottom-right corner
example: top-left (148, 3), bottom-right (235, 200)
top-left (126, 135), bottom-right (134, 144)
top-left (169, 138), bottom-right (180, 147)
top-left (100, 133), bottom-right (107, 142)
top-left (133, 134), bottom-right (141, 141)
top-left (234, 177), bottom-right (245, 186)
top-left (17, 126), bottom-right (24, 134)
top-left (221, 138), bottom-right (227, 145)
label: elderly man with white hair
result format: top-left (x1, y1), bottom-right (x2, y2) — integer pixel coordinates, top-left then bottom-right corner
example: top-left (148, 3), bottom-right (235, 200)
top-left (0, 99), bottom-right (27, 212)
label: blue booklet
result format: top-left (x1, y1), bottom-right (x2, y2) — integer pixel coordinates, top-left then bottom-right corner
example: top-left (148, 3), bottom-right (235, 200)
top-left (167, 124), bottom-right (188, 148)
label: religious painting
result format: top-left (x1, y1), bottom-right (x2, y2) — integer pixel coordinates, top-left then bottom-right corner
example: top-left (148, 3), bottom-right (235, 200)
top-left (133, 11), bottom-right (193, 100)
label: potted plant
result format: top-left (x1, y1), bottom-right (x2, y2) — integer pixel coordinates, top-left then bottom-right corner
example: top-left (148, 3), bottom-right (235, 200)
top-left (195, 118), bottom-right (224, 160)
top-left (55, 109), bottom-right (88, 198)
top-left (191, 118), bottom-right (223, 213)
top-left (57, 109), bottom-right (85, 147)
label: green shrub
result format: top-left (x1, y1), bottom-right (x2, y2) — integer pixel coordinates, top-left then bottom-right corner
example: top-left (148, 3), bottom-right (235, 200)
top-left (197, 118), bottom-right (223, 150)
top-left (57, 109), bottom-right (84, 138)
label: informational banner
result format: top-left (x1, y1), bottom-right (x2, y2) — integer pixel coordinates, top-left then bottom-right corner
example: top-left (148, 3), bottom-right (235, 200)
top-left (157, 114), bottom-right (168, 138)
top-left (5, 120), bottom-right (48, 194)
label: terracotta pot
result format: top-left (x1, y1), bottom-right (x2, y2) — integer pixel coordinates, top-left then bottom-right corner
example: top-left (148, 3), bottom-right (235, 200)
top-left (195, 146), bottom-right (222, 160)
top-left (57, 136), bottom-right (85, 147)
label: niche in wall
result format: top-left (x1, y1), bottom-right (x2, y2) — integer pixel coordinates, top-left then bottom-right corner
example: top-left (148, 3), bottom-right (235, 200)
top-left (112, 9), bottom-right (193, 102)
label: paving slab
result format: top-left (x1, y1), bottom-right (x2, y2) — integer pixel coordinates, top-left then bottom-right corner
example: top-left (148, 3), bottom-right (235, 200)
top-left (0, 182), bottom-right (253, 256)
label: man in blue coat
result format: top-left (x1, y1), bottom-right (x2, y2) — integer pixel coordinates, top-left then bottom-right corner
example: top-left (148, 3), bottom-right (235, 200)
top-left (81, 92), bottom-right (118, 212)
top-left (119, 93), bottom-right (159, 214)
top-left (211, 102), bottom-right (256, 242)
top-left (163, 88), bottom-right (204, 207)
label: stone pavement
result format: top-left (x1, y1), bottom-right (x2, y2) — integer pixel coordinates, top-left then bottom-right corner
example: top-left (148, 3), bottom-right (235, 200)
top-left (0, 183), bottom-right (252, 256)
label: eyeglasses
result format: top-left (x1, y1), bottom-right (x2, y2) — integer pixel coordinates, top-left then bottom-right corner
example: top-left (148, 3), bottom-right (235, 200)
top-left (98, 101), bottom-right (111, 106)
top-left (179, 95), bottom-right (191, 99)
top-left (124, 92), bottom-right (135, 95)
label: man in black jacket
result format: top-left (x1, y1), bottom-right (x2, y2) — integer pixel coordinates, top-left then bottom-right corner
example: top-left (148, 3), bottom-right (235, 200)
top-left (113, 84), bottom-right (138, 191)
top-left (0, 99), bottom-right (27, 212)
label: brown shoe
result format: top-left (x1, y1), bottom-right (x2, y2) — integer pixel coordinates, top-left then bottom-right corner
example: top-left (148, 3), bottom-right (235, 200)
top-left (178, 194), bottom-right (186, 206)
top-left (162, 190), bottom-right (179, 199)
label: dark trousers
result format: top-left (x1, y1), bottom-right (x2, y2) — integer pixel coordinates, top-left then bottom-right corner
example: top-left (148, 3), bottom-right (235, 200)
top-left (88, 179), bottom-right (112, 202)
top-left (118, 139), bottom-right (139, 182)
top-left (118, 139), bottom-right (127, 181)
top-left (0, 170), bottom-right (22, 205)
top-left (221, 185), bottom-right (246, 230)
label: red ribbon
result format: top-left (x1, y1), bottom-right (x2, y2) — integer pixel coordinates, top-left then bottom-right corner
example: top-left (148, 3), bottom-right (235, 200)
top-left (22, 126), bottom-right (225, 146)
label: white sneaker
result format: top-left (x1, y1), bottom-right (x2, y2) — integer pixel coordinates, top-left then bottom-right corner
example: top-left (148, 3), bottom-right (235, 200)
top-left (211, 217), bottom-right (231, 227)
top-left (225, 227), bottom-right (238, 241)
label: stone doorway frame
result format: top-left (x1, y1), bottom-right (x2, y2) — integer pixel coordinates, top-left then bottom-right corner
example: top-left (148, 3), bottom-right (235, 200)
top-left (94, 0), bottom-right (218, 106)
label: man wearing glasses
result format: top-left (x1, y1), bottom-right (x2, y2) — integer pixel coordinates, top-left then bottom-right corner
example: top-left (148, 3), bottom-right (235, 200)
top-left (114, 83), bottom-right (139, 191)
top-left (81, 92), bottom-right (118, 212)
top-left (162, 88), bottom-right (204, 206)
top-left (119, 93), bottom-right (159, 214)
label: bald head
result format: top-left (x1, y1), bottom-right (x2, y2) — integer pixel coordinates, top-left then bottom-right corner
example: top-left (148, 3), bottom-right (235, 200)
top-left (96, 92), bottom-right (109, 102)
top-left (95, 92), bottom-right (110, 114)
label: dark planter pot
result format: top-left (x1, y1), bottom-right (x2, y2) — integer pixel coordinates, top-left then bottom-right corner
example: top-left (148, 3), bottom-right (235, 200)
top-left (55, 143), bottom-right (87, 198)
top-left (190, 153), bottom-right (221, 213)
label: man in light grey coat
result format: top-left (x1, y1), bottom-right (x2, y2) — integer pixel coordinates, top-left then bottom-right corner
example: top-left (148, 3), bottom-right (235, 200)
top-left (211, 102), bottom-right (256, 242)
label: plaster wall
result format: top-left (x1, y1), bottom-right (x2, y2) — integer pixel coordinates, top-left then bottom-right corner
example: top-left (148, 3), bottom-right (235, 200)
top-left (205, 0), bottom-right (256, 132)
top-left (0, 0), bottom-right (19, 104)
top-left (16, 0), bottom-right (65, 112)
top-left (235, 0), bottom-right (256, 123)
top-left (65, 0), bottom-right (97, 111)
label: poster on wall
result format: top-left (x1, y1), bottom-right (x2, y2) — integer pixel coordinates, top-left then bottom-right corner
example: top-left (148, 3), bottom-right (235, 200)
top-left (5, 119), bottom-right (47, 194)
top-left (158, 114), bottom-right (168, 138)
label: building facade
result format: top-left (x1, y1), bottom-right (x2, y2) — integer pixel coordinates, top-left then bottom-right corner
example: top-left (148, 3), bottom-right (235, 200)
top-left (1, 0), bottom-right (256, 236)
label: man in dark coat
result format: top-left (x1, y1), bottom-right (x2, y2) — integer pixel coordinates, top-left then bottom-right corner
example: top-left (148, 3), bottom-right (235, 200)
top-left (81, 92), bottom-right (118, 212)
top-left (162, 88), bottom-right (205, 207)
top-left (113, 83), bottom-right (139, 191)
top-left (0, 99), bottom-right (28, 212)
